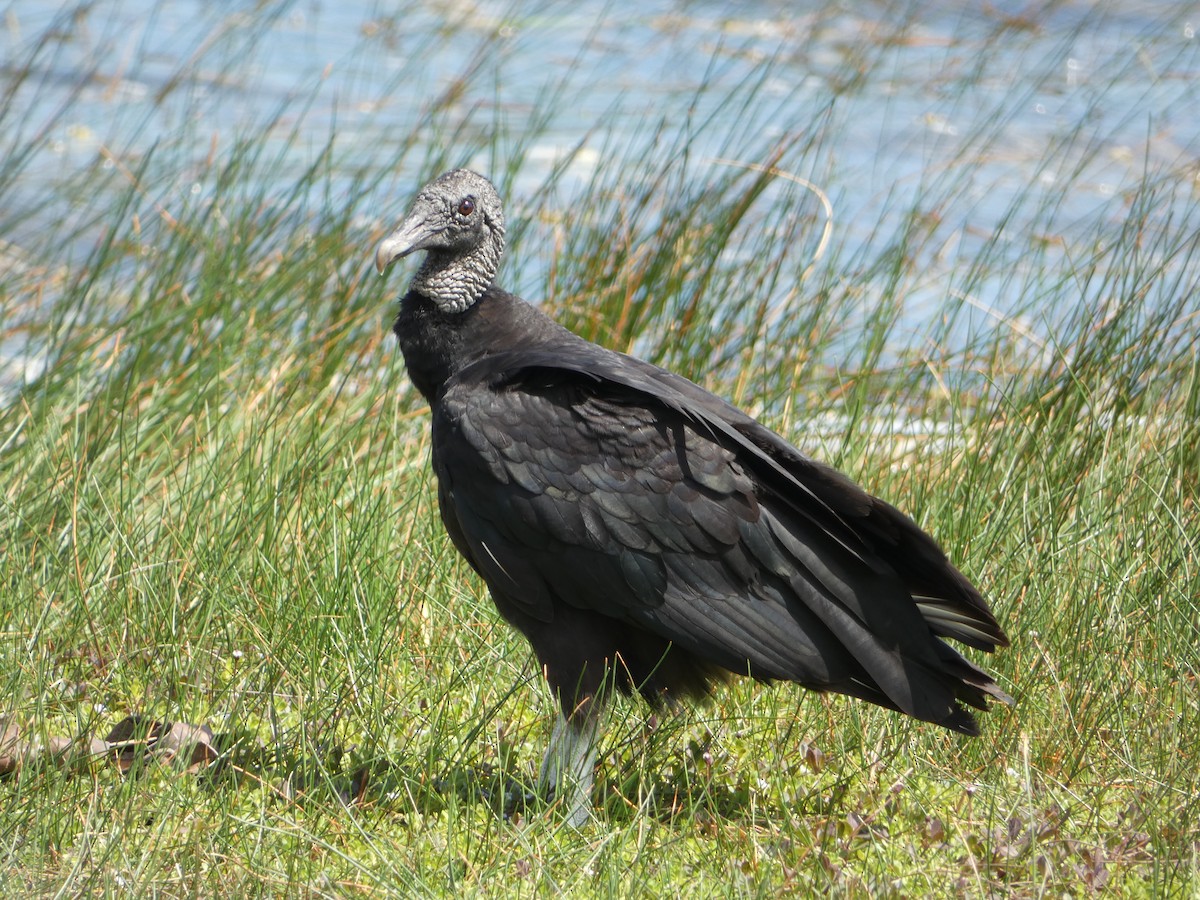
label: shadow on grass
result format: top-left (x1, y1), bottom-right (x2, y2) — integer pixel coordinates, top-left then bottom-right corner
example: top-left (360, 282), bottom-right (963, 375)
top-left (193, 724), bottom-right (849, 828)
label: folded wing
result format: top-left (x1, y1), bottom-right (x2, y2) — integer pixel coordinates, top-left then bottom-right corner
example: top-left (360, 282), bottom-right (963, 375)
top-left (433, 341), bottom-right (1010, 734)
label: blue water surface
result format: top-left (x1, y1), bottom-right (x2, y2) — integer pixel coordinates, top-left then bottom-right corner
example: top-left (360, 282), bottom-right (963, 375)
top-left (1, 0), bottom-right (1198, 383)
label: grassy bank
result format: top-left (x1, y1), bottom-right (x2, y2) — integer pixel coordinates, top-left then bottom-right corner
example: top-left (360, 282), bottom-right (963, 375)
top-left (2, 2), bottom-right (1199, 896)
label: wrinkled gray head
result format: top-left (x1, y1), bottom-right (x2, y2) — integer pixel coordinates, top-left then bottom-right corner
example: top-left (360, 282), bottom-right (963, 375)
top-left (375, 169), bottom-right (506, 314)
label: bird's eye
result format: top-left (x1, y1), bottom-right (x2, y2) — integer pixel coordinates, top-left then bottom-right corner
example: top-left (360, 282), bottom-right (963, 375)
top-left (457, 198), bottom-right (475, 217)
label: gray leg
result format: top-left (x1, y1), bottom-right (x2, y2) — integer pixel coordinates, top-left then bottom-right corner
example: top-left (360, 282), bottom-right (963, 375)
top-left (537, 712), bottom-right (601, 827)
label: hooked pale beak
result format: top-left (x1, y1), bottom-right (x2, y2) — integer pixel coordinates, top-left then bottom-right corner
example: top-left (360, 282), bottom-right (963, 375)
top-left (375, 215), bottom-right (441, 274)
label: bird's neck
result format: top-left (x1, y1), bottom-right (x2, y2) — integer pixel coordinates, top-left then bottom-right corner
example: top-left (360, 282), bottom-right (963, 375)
top-left (411, 232), bottom-right (504, 315)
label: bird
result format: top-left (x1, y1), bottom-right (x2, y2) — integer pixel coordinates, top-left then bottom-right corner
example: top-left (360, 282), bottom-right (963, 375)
top-left (375, 168), bottom-right (1011, 825)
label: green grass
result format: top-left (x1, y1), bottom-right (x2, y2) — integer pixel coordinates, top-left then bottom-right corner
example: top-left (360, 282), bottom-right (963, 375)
top-left (2, 2), bottom-right (1199, 896)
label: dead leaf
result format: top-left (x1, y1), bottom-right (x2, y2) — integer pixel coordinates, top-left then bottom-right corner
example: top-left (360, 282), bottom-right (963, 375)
top-left (0, 717), bottom-right (22, 775)
top-left (0, 713), bottom-right (221, 779)
top-left (104, 714), bottom-right (163, 745)
top-left (154, 722), bottom-right (218, 772)
top-left (799, 740), bottom-right (825, 772)
top-left (105, 715), bottom-right (164, 772)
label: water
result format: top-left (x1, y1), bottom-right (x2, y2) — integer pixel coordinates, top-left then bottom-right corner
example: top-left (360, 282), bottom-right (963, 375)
top-left (2, 0), bottom-right (1199, 393)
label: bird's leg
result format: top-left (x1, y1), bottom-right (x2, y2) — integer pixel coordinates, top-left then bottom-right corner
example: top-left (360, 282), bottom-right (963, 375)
top-left (537, 705), bottom-right (602, 827)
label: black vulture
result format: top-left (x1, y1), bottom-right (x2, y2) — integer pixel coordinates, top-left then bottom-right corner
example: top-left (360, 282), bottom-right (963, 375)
top-left (375, 169), bottom-right (1011, 825)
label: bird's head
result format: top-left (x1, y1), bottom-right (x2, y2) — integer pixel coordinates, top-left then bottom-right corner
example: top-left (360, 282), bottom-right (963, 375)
top-left (375, 168), bottom-right (506, 314)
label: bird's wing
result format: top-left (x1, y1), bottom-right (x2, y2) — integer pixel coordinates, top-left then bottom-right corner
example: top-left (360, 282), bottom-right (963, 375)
top-left (433, 341), bottom-right (1007, 729)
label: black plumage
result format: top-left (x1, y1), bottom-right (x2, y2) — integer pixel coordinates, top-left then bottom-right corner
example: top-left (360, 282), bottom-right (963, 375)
top-left (376, 169), bottom-right (1011, 824)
